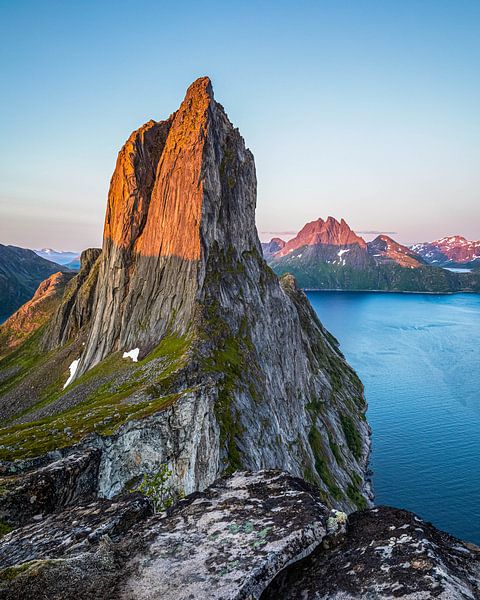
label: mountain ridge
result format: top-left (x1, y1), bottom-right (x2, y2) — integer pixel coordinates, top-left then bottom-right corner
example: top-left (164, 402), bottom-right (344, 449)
top-left (264, 217), bottom-right (480, 293)
top-left (412, 235), bottom-right (480, 269)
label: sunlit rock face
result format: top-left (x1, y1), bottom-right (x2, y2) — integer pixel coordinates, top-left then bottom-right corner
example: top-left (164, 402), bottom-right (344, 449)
top-left (276, 217), bottom-right (367, 258)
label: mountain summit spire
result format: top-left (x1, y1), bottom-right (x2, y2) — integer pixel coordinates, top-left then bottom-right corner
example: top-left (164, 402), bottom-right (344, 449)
top-left (0, 78), bottom-right (370, 512)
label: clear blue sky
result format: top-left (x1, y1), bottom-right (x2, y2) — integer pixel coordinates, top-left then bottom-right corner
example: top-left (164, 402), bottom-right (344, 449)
top-left (1, 0), bottom-right (479, 250)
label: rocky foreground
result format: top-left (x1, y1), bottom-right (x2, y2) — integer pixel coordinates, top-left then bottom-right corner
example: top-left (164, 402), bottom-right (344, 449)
top-left (0, 471), bottom-right (478, 599)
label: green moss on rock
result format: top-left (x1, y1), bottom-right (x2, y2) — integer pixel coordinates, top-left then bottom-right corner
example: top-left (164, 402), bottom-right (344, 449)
top-left (340, 414), bottom-right (362, 460)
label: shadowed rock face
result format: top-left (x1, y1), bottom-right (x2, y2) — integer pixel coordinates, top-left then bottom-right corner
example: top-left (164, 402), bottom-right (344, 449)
top-left (45, 248), bottom-right (102, 349)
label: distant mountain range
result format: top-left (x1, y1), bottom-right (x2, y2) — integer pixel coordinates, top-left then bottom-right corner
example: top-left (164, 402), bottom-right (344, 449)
top-left (0, 245), bottom-right (73, 320)
top-left (411, 236), bottom-right (480, 269)
top-left (34, 248), bottom-right (81, 270)
top-left (263, 217), bottom-right (480, 293)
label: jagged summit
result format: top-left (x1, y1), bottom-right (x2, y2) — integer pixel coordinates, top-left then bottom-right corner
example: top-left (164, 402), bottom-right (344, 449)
top-left (67, 75), bottom-right (260, 376)
top-left (277, 216), bottom-right (366, 257)
top-left (367, 234), bottom-right (424, 268)
top-left (412, 235), bottom-right (480, 268)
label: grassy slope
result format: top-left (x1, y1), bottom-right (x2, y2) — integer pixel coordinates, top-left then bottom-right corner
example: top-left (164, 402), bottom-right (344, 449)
top-left (0, 333), bottom-right (192, 460)
top-left (269, 261), bottom-right (480, 293)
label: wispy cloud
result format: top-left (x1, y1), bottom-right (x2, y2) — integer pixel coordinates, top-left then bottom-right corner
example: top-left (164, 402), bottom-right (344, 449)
top-left (355, 230), bottom-right (398, 235)
top-left (260, 230), bottom-right (298, 236)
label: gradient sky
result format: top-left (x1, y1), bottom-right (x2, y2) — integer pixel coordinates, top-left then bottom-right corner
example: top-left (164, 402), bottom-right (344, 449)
top-left (1, 0), bottom-right (479, 251)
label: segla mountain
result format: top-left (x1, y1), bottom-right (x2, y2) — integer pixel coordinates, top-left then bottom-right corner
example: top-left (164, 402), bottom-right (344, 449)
top-left (0, 78), bottom-right (370, 520)
top-left (266, 217), bottom-right (480, 293)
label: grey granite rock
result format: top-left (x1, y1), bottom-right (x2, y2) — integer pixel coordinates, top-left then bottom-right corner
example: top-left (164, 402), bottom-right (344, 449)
top-left (0, 471), bottom-right (331, 599)
top-left (262, 505), bottom-right (480, 599)
top-left (1, 472), bottom-right (478, 600)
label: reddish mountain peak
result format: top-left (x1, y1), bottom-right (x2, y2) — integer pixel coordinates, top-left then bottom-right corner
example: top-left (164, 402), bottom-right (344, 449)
top-left (277, 216), bottom-right (366, 256)
top-left (412, 235), bottom-right (480, 265)
top-left (368, 235), bottom-right (423, 268)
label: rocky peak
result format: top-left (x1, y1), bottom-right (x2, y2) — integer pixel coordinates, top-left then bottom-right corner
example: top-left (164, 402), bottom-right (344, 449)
top-left (277, 216), bottom-right (366, 257)
top-left (261, 237), bottom-right (286, 258)
top-left (412, 235), bottom-right (480, 267)
top-left (72, 75), bottom-right (260, 375)
top-left (367, 235), bottom-right (424, 268)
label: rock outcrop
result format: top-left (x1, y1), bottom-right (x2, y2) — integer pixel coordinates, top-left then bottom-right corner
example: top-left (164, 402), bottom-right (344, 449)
top-left (262, 504), bottom-right (480, 599)
top-left (1, 471), bottom-right (478, 600)
top-left (0, 271), bottom-right (73, 357)
top-left (45, 248), bottom-right (102, 349)
top-left (0, 78), bottom-right (370, 514)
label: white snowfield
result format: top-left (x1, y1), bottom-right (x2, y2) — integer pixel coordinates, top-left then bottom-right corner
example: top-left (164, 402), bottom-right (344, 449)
top-left (336, 248), bottom-right (350, 266)
top-left (63, 359), bottom-right (80, 388)
top-left (123, 348), bottom-right (140, 362)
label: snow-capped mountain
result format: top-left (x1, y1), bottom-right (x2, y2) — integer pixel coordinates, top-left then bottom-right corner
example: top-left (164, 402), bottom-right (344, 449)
top-left (411, 236), bottom-right (480, 268)
top-left (34, 248), bottom-right (80, 267)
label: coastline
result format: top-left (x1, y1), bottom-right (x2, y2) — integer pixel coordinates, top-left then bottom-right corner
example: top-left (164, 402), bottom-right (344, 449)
top-left (303, 288), bottom-right (477, 295)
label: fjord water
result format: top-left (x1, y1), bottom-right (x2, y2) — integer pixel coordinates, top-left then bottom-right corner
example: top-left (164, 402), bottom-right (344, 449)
top-left (307, 291), bottom-right (480, 544)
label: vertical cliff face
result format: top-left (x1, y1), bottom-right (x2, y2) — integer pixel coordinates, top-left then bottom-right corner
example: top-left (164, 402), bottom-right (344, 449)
top-left (77, 78), bottom-right (216, 373)
top-left (0, 77), bottom-right (370, 512)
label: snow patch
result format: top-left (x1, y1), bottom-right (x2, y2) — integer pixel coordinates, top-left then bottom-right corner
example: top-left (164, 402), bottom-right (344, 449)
top-left (337, 249), bottom-right (350, 257)
top-left (63, 359), bottom-right (80, 389)
top-left (123, 348), bottom-right (140, 362)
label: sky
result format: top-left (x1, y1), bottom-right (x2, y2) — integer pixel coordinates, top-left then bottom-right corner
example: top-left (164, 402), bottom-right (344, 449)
top-left (0, 0), bottom-right (479, 251)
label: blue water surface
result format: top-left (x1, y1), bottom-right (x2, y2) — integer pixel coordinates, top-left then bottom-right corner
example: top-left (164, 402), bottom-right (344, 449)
top-left (307, 291), bottom-right (480, 544)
